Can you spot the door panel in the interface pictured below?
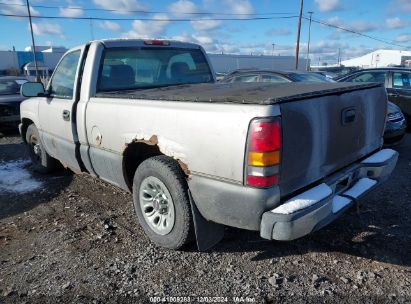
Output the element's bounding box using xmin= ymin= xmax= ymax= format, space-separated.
xmin=38 ymin=48 xmax=84 ymax=170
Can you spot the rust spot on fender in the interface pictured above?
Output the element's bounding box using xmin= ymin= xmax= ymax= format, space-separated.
xmin=60 ymin=161 xmax=82 ymax=174
xmin=135 ymin=135 xmax=158 ymax=146
xmin=177 ymin=159 xmax=190 ymax=176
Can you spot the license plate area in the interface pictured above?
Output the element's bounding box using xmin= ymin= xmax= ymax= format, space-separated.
xmin=335 ymin=173 xmax=354 ymax=194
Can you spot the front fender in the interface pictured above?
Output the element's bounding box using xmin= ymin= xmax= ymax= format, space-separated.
xmin=20 ymin=97 xmax=41 ymax=129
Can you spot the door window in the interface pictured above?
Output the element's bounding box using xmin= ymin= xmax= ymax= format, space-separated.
xmin=349 ymin=71 xmax=387 ymax=83
xmin=261 ymin=74 xmax=290 ymax=83
xmin=49 ymin=50 xmax=81 ymax=99
xmin=232 ymin=75 xmax=259 ymax=83
xmin=392 ymin=72 xmax=411 ymax=89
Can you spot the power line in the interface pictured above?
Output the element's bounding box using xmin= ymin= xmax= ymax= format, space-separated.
xmin=0 ymin=2 xmax=295 ymax=16
xmin=0 ymin=13 xmax=299 ymax=22
xmin=306 ymin=17 xmax=410 ymax=49
xmin=1 ymin=7 xmax=409 ymax=50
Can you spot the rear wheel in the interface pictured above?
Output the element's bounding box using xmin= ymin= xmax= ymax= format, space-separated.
xmin=132 ymin=156 xmax=194 ymax=249
xmin=25 ymin=124 xmax=58 ymax=173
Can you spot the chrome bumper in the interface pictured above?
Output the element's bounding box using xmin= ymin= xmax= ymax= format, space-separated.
xmin=260 ymin=149 xmax=399 ymax=241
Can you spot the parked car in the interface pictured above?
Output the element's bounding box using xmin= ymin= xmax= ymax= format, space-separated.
xmin=312 ymin=66 xmax=360 ymax=79
xmin=226 ymin=69 xmax=406 ymax=145
xmin=222 ymin=69 xmax=334 ymax=83
xmin=338 ymin=68 xmax=411 ymax=124
xmin=0 ymin=76 xmax=27 ymax=127
xmin=385 ymin=102 xmax=407 ymax=144
xmin=19 ymin=39 xmax=397 ymax=250
xmin=312 ymin=71 xmax=338 ymax=80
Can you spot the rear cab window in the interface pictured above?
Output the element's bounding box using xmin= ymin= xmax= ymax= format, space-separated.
xmin=97 ymin=47 xmax=213 ymax=92
xmin=349 ymin=71 xmax=388 ymax=83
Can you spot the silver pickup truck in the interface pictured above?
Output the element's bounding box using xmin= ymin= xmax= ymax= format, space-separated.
xmin=19 ymin=39 xmax=398 ymax=250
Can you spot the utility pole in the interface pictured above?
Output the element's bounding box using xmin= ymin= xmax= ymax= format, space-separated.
xmin=26 ymin=0 xmax=39 ymax=82
xmin=337 ymin=48 xmax=341 ymax=66
xmin=305 ymin=11 xmax=313 ymax=71
xmin=294 ymin=0 xmax=304 ymax=70
xmin=272 ymin=43 xmax=275 ymax=56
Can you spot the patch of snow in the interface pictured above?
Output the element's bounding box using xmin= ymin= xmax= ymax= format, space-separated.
xmin=343 ymin=178 xmax=376 ymax=198
xmin=0 ymin=160 xmax=42 ymax=193
xmin=332 ymin=195 xmax=351 ymax=213
xmin=271 ymin=183 xmax=332 ymax=215
xmin=362 ymin=149 xmax=396 ymax=164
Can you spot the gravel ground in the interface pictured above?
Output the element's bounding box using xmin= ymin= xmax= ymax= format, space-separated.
xmin=0 ymin=131 xmax=410 ymax=303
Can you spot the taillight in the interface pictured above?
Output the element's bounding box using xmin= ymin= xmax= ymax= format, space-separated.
xmin=245 ymin=118 xmax=281 ymax=188
xmin=144 ymin=40 xmax=170 ymax=46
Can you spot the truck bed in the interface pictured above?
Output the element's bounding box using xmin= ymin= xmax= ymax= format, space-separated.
xmin=95 ymin=82 xmax=381 ymax=104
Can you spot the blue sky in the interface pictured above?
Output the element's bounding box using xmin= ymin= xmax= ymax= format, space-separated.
xmin=0 ymin=0 xmax=410 ymax=63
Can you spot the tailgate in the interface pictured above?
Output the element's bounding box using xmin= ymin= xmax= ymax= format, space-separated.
xmin=279 ymin=84 xmax=386 ymax=196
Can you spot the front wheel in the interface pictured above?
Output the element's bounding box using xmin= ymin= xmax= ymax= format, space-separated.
xmin=132 ymin=156 xmax=194 ymax=250
xmin=25 ymin=124 xmax=58 ymax=173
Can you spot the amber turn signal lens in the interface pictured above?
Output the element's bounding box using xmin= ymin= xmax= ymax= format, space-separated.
xmin=248 ymin=151 xmax=280 ymax=167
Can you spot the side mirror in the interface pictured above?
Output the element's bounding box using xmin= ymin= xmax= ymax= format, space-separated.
xmin=21 ymin=82 xmax=46 ymax=97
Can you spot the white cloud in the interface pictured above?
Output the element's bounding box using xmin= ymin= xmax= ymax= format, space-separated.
xmin=98 ymin=21 xmax=121 ymax=31
xmin=349 ymin=21 xmax=378 ymax=32
xmin=265 ymin=28 xmax=292 ymax=36
xmin=122 ymin=14 xmax=170 ymax=38
xmin=190 ymin=18 xmax=221 ymax=31
xmin=325 ymin=16 xmax=344 ymax=27
xmin=392 ymin=0 xmax=411 ymax=12
xmin=31 ymin=22 xmax=64 ymax=38
xmin=59 ymin=7 xmax=84 ymax=17
xmin=224 ymin=0 xmax=254 ymax=15
xmin=386 ymin=17 xmax=408 ymax=29
xmin=324 ymin=16 xmax=377 ymax=33
xmin=92 ymin=0 xmax=148 ymax=14
xmin=169 ymin=0 xmax=198 ymax=17
xmin=395 ymin=34 xmax=411 ymax=43
xmin=192 ymin=35 xmax=214 ymax=45
xmin=0 ymin=0 xmax=39 ymax=16
xmin=315 ymin=0 xmax=341 ymax=12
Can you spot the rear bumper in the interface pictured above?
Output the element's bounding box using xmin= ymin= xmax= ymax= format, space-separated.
xmin=260 ymin=149 xmax=398 ymax=240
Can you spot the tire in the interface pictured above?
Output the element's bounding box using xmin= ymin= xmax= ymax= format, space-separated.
xmin=132 ymin=155 xmax=194 ymax=250
xmin=25 ymin=124 xmax=58 ymax=174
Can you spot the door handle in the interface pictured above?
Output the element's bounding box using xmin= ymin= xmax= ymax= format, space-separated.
xmin=388 ymin=93 xmax=400 ymax=98
xmin=62 ymin=110 xmax=70 ymax=121
xmin=341 ymin=107 xmax=356 ymax=125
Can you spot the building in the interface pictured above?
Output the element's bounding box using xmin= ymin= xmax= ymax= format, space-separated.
xmin=0 ymin=46 xmax=67 ymax=76
xmin=341 ymin=49 xmax=411 ymax=68
xmin=207 ymin=54 xmax=308 ymax=74
xmin=0 ymin=46 xmax=308 ymax=77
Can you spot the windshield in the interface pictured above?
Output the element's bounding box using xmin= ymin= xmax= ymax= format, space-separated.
xmin=98 ymin=47 xmax=213 ymax=92
xmin=288 ymin=73 xmax=335 ymax=83
xmin=0 ymin=79 xmax=27 ymax=95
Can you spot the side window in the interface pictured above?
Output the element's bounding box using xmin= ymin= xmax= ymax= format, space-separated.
xmin=261 ymin=74 xmax=290 ymax=83
xmin=392 ymin=72 xmax=411 ymax=89
xmin=232 ymin=75 xmax=259 ymax=83
xmin=350 ymin=72 xmax=387 ymax=83
xmin=49 ymin=51 xmax=81 ymax=99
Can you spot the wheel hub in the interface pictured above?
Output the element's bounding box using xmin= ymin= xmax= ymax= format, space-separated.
xmin=139 ymin=176 xmax=175 ymax=235
xmin=33 ymin=144 xmax=41 ymax=156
